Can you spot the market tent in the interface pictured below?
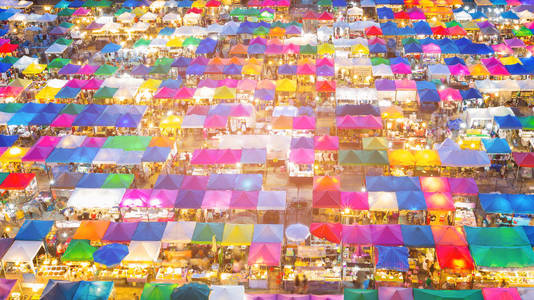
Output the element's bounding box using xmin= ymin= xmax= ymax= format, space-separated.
xmin=61 ymin=239 xmax=96 ymax=262
xmin=40 ymin=280 xmax=80 ymax=300
xmin=123 ymin=241 xmax=161 ymax=262
xmin=222 ymin=224 xmax=253 ymax=245
xmin=131 ymin=222 xmax=167 ymax=241
xmin=366 ymin=176 xmax=421 ymax=192
xmin=378 ymin=287 xmax=413 ymax=300
xmin=342 ymin=224 xmax=372 ymax=245
xmin=370 ymin=225 xmax=403 ymax=246
xmin=431 ymin=226 xmax=467 ymax=246
xmin=448 ymin=178 xmax=478 ymax=195
xmin=252 ymin=224 xmax=283 ymax=243
xmin=103 ymin=222 xmax=138 ymax=242
xmin=0 ymin=279 xmax=16 ymax=300
xmin=0 ymin=239 xmax=13 ymax=260
xmin=162 ymin=221 xmax=196 ymax=243
xmin=396 ymin=191 xmax=426 ymax=210
xmin=482 ymin=288 xmax=520 ymax=300
xmin=93 ymin=243 xmax=129 ymax=267
xmin=470 ymin=246 xmax=534 ymax=269
xmin=412 ymin=289 xmax=482 ymax=300
xmin=375 ymin=246 xmax=409 ymax=271
xmin=154 ymin=174 xmax=183 ymax=189
xmin=68 ymin=188 xmax=126 ymax=209
xmin=209 ymin=285 xmax=245 ymax=300
xmin=401 ymin=225 xmax=434 ymax=247
xmin=436 ymin=245 xmax=475 ymax=271
xmin=72 ymin=220 xmax=110 ymax=241
xmin=172 ymin=283 xmax=210 ymax=300
xmin=15 ymin=220 xmax=53 ymax=240
xmin=424 ymin=192 xmax=454 ymax=211
xmin=344 ymin=289 xmax=378 ymax=300
xmin=257 ymin=191 xmax=286 ymax=210
xmin=313 ymin=190 xmax=340 ymax=208
xmin=72 ymin=281 xmax=114 ymax=300
xmin=2 ymin=240 xmax=42 ymax=264
xmin=247 ymin=243 xmax=281 ymax=266
xmin=192 ymin=222 xmax=224 ymax=244
xmin=368 ymin=191 xmax=398 ymax=211
xmin=513 ymin=152 xmax=534 ymax=168
xmin=141 ymin=283 xmax=178 ymax=300
xmin=464 ymin=226 xmax=530 ymax=247
xmin=310 ymin=223 xmax=342 ymax=244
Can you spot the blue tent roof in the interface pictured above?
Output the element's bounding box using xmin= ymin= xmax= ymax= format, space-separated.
xmin=72 ymin=105 xmax=106 ymax=126
xmin=76 ymin=173 xmax=109 ymax=188
xmin=479 ymin=193 xmax=534 ymax=214
xmin=0 ymin=62 xmax=11 ymax=72
xmin=69 ymin=147 xmax=99 ymax=164
xmin=460 ymin=88 xmax=482 ymax=99
xmin=470 ymin=11 xmax=487 ymax=19
xmin=159 ymin=27 xmax=175 ymax=36
xmin=413 ymin=21 xmax=432 ymax=35
xmin=366 ymin=176 xmax=421 ymax=192
xmin=186 ymin=64 xmax=206 ymax=75
xmin=0 ymin=135 xmax=17 ymax=147
xmin=396 ymin=191 xmax=427 ymax=210
xmin=15 ymin=220 xmax=54 ymax=240
xmin=404 ymin=42 xmax=422 ymax=53
xmin=418 ymin=89 xmax=440 ymax=102
xmin=377 ymin=7 xmax=394 ymax=19
xmin=154 ymin=174 xmax=183 ymax=189
xmin=175 ymin=190 xmax=204 ymax=208
xmin=254 ymin=88 xmax=275 ymax=101
xmin=482 ymin=138 xmax=511 ymax=154
xmin=447 ymin=119 xmax=463 ymax=131
xmin=20 ymin=103 xmax=46 ymax=113
xmin=207 ymin=174 xmax=237 ymax=190
xmin=69 ymin=0 xmax=84 ymax=7
xmin=444 ymin=56 xmax=466 ymax=66
xmin=248 ymin=43 xmax=266 ymax=55
xmin=100 ymin=43 xmax=121 ymax=54
xmin=380 ymin=22 xmax=398 ymax=36
xmin=278 ymin=64 xmax=297 ymax=75
xmin=40 ymin=280 xmax=80 ymax=300
xmin=506 ymin=63 xmax=530 ymax=75
xmin=401 ymin=225 xmax=434 ymax=247
xmin=437 ymin=38 xmax=459 ymax=54
xmin=375 ymin=246 xmax=409 ymax=271
xmin=42 ymin=103 xmax=65 ymax=114
xmin=501 ymin=11 xmax=519 ymax=19
xmin=195 ymin=38 xmax=217 ymax=54
xmin=177 ymin=0 xmax=193 ymax=6
xmin=398 ymin=26 xmax=415 ymax=36
xmin=160 ymin=78 xmax=182 ymax=89
xmin=522 ymin=226 xmax=534 ymax=246
xmin=116 ymin=113 xmax=142 ymax=128
xmin=130 ymin=64 xmax=150 ymax=76
xmin=28 ymin=112 xmax=57 ymax=126
xmin=332 ymin=0 xmax=347 ymax=6
xmin=223 ymin=64 xmax=242 ymax=75
xmin=494 ymin=115 xmax=522 ymax=129
xmin=141 ymin=147 xmax=170 ymax=162
xmin=241 ymin=148 xmax=266 ymax=164
xmin=172 ymin=57 xmax=192 ymax=68
xmin=94 ymin=112 xmax=120 ymax=127
xmin=415 ymin=81 xmax=436 ymax=90
xmin=7 ymin=112 xmax=36 ymax=126
xmin=369 ymin=43 xmax=387 ymax=53
xmin=46 ymin=148 xmax=75 ymax=163
xmin=93 ymin=243 xmax=129 ymax=267
xmin=131 ymin=222 xmax=167 ymax=241
xmin=72 ymin=281 xmax=114 ymax=300
xmin=235 ymin=174 xmax=263 ymax=191
xmin=55 ymin=86 xmax=81 ymax=99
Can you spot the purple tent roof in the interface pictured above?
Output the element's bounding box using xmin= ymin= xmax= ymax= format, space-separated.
xmin=342 ymin=224 xmax=372 ymax=245
xmin=180 ymin=175 xmax=209 ymax=190
xmin=378 ymin=287 xmax=414 ymax=300
xmin=175 ymin=190 xmax=205 ymax=208
xmin=375 ymin=79 xmax=396 ymax=91
xmin=448 ymin=177 xmax=478 ymax=195
xmin=370 ymin=224 xmax=403 ymax=246
xmin=77 ymin=65 xmax=99 ymax=75
xmin=246 ymin=294 xmax=277 ymax=300
xmin=22 ymin=146 xmax=54 ymax=162
xmin=0 ymin=278 xmax=16 ymax=300
xmin=103 ymin=222 xmax=138 ymax=242
xmin=58 ymin=64 xmax=81 ymax=75
xmin=316 ymin=65 xmax=335 ymax=76
xmin=0 ymin=239 xmax=13 ymax=260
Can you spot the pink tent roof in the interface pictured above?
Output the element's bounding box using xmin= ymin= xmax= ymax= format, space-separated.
xmin=81 ymin=137 xmax=107 ymax=147
xmin=395 ymin=79 xmax=416 ymax=90
xmin=505 ymin=38 xmax=526 ymax=48
xmin=82 ymin=78 xmax=103 ymax=90
xmin=341 ymin=191 xmax=369 ymax=210
xmin=257 ymin=79 xmax=276 ymax=90
xmin=282 ymin=43 xmax=300 ymax=54
xmin=21 ymin=146 xmax=54 ymax=162
xmin=482 ymin=288 xmax=521 ymax=300
xmin=191 ymin=149 xmax=218 ymax=164
xmin=276 ymin=0 xmax=290 ymax=6
xmin=422 ymin=43 xmax=441 ymax=54
xmin=314 ymin=135 xmax=339 ymax=150
xmin=237 ymin=79 xmax=257 ymax=91
xmin=202 ymin=190 xmax=231 ymax=209
xmin=368 ymin=37 xmax=386 ymax=45
xmin=229 ymin=191 xmax=259 ymax=209
xmin=424 ymin=192 xmax=455 ymax=211
xmin=154 ymin=87 xmax=178 ymax=99
xmin=438 ymin=88 xmax=462 ymax=101
xmin=216 ymin=149 xmax=241 ymax=164
xmin=36 ymin=136 xmax=62 ymax=147
xmin=296 ymin=64 xmax=315 ymax=75
xmin=448 ymin=64 xmax=470 ymax=76
xmin=486 ymin=64 xmax=510 ymax=76
xmin=0 ymin=86 xmax=23 ymax=97
xmin=408 ymin=8 xmax=425 ymax=19
xmin=181 ymin=175 xmax=208 ymax=189
xmin=448 ymin=177 xmax=478 ymax=195
xmin=66 ymin=79 xmax=88 ymax=89
xmin=51 ymin=114 xmax=76 ymax=127
xmin=218 ymin=79 xmax=239 ymax=88
xmin=120 ymin=189 xmax=151 ymax=207
xmin=507 ymin=0 xmax=521 ymax=5
xmin=336 ymin=115 xmax=383 ymax=129
xmin=492 ymin=43 xmax=514 ymax=55
xmin=204 ymin=115 xmax=228 ymax=129
xmin=310 ymin=295 xmax=342 ymax=300
xmin=77 ymin=65 xmax=99 ymax=76
xmin=420 ymin=177 xmax=450 ymax=192
xmin=448 ymin=26 xmax=466 ymax=36
xmin=316 ymin=57 xmax=334 ymax=67
xmin=391 ymin=63 xmax=411 ymax=74
xmin=378 ymin=287 xmax=414 ymax=300
xmin=342 ymin=224 xmax=371 ymax=245
xmin=198 ymin=79 xmax=219 ymax=88
xmin=293 ymin=116 xmax=315 ymax=130
xmin=187 ymin=105 xmax=210 ymax=115
xmin=175 ymin=87 xmax=195 ymax=99
xmin=229 ymin=104 xmax=253 ymax=117
xmin=149 ymin=189 xmax=178 ymax=208
xmin=248 ymin=243 xmax=281 ymax=266
xmin=525 ymin=21 xmax=534 ymax=30
xmin=313 ymin=190 xmax=340 ymax=208
xmin=289 ymin=148 xmax=314 ymax=164
xmin=73 ymin=7 xmax=91 ymax=15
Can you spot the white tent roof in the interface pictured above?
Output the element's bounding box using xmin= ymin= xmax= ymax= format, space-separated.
xmin=347 ymin=6 xmax=363 ymax=15
xmin=150 ymin=38 xmax=168 ymax=47
xmin=454 ymin=11 xmax=472 ymax=21
xmin=2 ymin=241 xmax=42 ymax=263
xmin=67 ymin=188 xmax=125 ymax=209
xmin=13 ymin=56 xmax=38 ymax=70
xmin=368 ymin=192 xmax=398 ymax=211
xmin=93 ymin=148 xmax=124 ymax=164
xmin=150 ymin=0 xmax=165 ymax=8
xmin=129 ymin=22 xmax=150 ymax=32
xmin=117 ymin=12 xmax=136 ymax=22
xmin=488 ymin=106 xmax=514 ymax=117
xmin=174 ymin=25 xmax=207 ymax=36
xmin=46 ymin=79 xmax=68 ymax=89
xmin=464 ymin=108 xmax=492 ymax=127
xmin=162 ymin=12 xmax=179 ymax=22
xmin=57 ymin=135 xmax=86 ymax=149
xmin=181 ymin=114 xmax=206 ymax=128
xmin=257 ymin=191 xmax=286 ymax=210
xmin=45 ymin=43 xmax=67 ymax=54
xmin=124 ymin=241 xmax=161 ymax=262
xmin=140 ymin=12 xmax=157 ymax=21
xmin=494 ymin=79 xmax=520 ymax=92
xmin=475 ymin=79 xmax=498 ymax=93
xmin=428 ymin=64 xmax=451 ymax=76
xmin=272 ymin=105 xmax=298 ymax=117
xmin=161 ymin=221 xmax=196 ymax=243
xmin=194 ymin=87 xmax=215 ymax=99
xmin=518 ymin=79 xmax=534 ymax=91
xmin=372 ymin=64 xmax=393 ymax=76
xmin=95 ymin=16 xmax=113 ymax=24
xmin=209 ymin=285 xmax=245 ymax=300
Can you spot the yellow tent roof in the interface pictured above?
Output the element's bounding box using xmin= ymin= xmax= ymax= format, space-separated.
xmin=213 ymin=86 xmax=236 ymax=99
xmin=388 ymin=149 xmax=416 ymax=166
xmin=0 ymin=147 xmax=29 ymax=163
xmin=9 ymin=78 xmax=32 ymax=88
xmin=318 ymin=43 xmax=335 ymax=55
xmin=458 ymin=139 xmax=481 ymax=150
xmin=362 ymin=137 xmax=388 ymax=150
xmin=269 ymin=27 xmax=285 ymax=37
xmin=159 ymin=115 xmax=182 ymax=129
xmin=166 ymin=38 xmax=183 ymax=47
xmin=247 ymin=57 xmax=263 ymax=65
xmin=468 ymin=64 xmax=489 ymax=77
xmin=22 ymin=63 xmax=47 ymax=75
xmin=381 ymin=105 xmax=403 ymax=119
xmin=500 ymin=56 xmax=521 ymax=66
xmin=139 ymin=79 xmax=162 ymax=91
xmin=192 ymin=0 xmax=206 ymax=7
xmin=351 ymin=44 xmax=369 ymax=55
xmin=132 ymin=7 xmax=147 ymax=16
xmin=242 ymin=64 xmax=262 ymax=75
xmin=36 ymin=86 xmax=61 ymax=100
xmin=221 ymin=224 xmax=253 ymax=246
xmin=414 ymin=150 xmax=441 ymax=167
xmin=461 ymin=21 xmax=479 ymax=30
xmin=276 ymin=78 xmax=297 ymax=92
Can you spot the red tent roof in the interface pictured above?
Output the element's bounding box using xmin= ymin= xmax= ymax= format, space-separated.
xmin=318 ymin=11 xmax=334 ymax=21
xmin=431 ymin=26 xmax=449 ymax=36
xmin=302 ymin=10 xmax=318 ymax=19
xmin=436 ymin=246 xmax=475 ymax=271
xmin=316 ymin=80 xmax=336 ymax=92
xmin=394 ymin=11 xmax=410 ymax=19
xmin=313 ymin=190 xmax=341 ymax=208
xmin=513 ymin=152 xmax=534 ymax=168
xmin=310 ymin=223 xmax=342 ymax=244
xmin=0 ymin=173 xmax=35 ymax=190
xmin=365 ymin=26 xmax=383 ymax=36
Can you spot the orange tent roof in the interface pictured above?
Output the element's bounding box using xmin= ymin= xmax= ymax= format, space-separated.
xmin=271 ymin=116 xmax=292 ymax=130
xmin=270 ymin=27 xmax=285 ymax=37
xmin=229 ymin=56 xmax=244 ymax=65
xmin=73 ymin=220 xmax=110 ymax=241
xmin=388 ymin=149 xmax=416 ymax=166
xmin=313 ymin=176 xmax=341 ymax=191
xmin=468 ymin=64 xmax=490 ymax=76
xmin=149 ymin=136 xmax=175 ymax=147
xmin=209 ymin=56 xmax=224 ymax=65
xmin=431 ymin=225 xmax=467 ymax=246
xmin=414 ymin=150 xmax=441 ymax=167
xmin=229 ymin=43 xmax=248 ymax=55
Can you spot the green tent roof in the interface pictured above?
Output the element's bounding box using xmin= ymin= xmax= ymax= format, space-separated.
xmin=58 ymin=8 xmax=75 ymax=16
xmin=253 ymin=26 xmax=270 ymax=36
xmin=445 ymin=21 xmax=462 ymax=28
xmin=413 ymin=289 xmax=483 ymax=300
xmin=344 ymin=289 xmax=378 ymax=300
xmin=83 ymin=0 xmax=112 ymax=7
xmin=230 ymin=8 xmax=245 ymax=16
xmin=513 ymin=27 xmax=533 ymax=37
xmin=300 ymin=44 xmax=317 ymax=55
xmin=48 ymin=58 xmax=71 ymax=70
xmin=103 ymin=136 xmax=152 ymax=151
xmin=317 ymin=0 xmax=333 ymax=6
xmin=0 ymin=103 xmax=23 ymax=113
xmin=55 ymin=0 xmax=71 ymax=8
xmin=94 ymin=65 xmax=118 ymax=76
xmin=519 ymin=116 xmax=534 ymax=130
xmin=134 ymin=38 xmax=152 ymax=48
xmin=339 ymin=150 xmax=364 ymax=165
xmin=94 ymin=87 xmax=118 ymax=99
xmin=362 ymin=137 xmax=388 ymax=150
xmin=55 ymin=38 xmax=73 ymax=46
xmin=271 ymin=21 xmax=287 ymax=28
xmin=61 ymin=240 xmax=96 ymax=262
xmin=61 ymin=103 xmax=86 ymax=115
xmin=470 ymin=246 xmax=534 ymax=269
xmin=182 ymin=36 xmax=200 ymax=47
xmin=464 ymin=226 xmax=530 ymax=247
xmin=371 ymin=57 xmax=390 ymax=66
xmin=101 ymin=174 xmax=134 ymax=189
xmin=155 ymin=57 xmax=174 ymax=66
xmin=2 ymin=56 xmax=18 ymax=64
xmin=149 ymin=64 xmax=171 ymax=75
xmin=402 ymin=37 xmax=420 ymax=45
xmin=339 ymin=150 xmax=388 ymax=166
xmin=192 ymin=223 xmax=224 ymax=244
xmin=243 ymin=8 xmax=261 ymax=16
xmin=140 ymin=283 xmax=178 ymax=300
xmin=59 ymin=22 xmax=74 ymax=29
xmin=115 ymin=7 xmax=131 ymax=16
